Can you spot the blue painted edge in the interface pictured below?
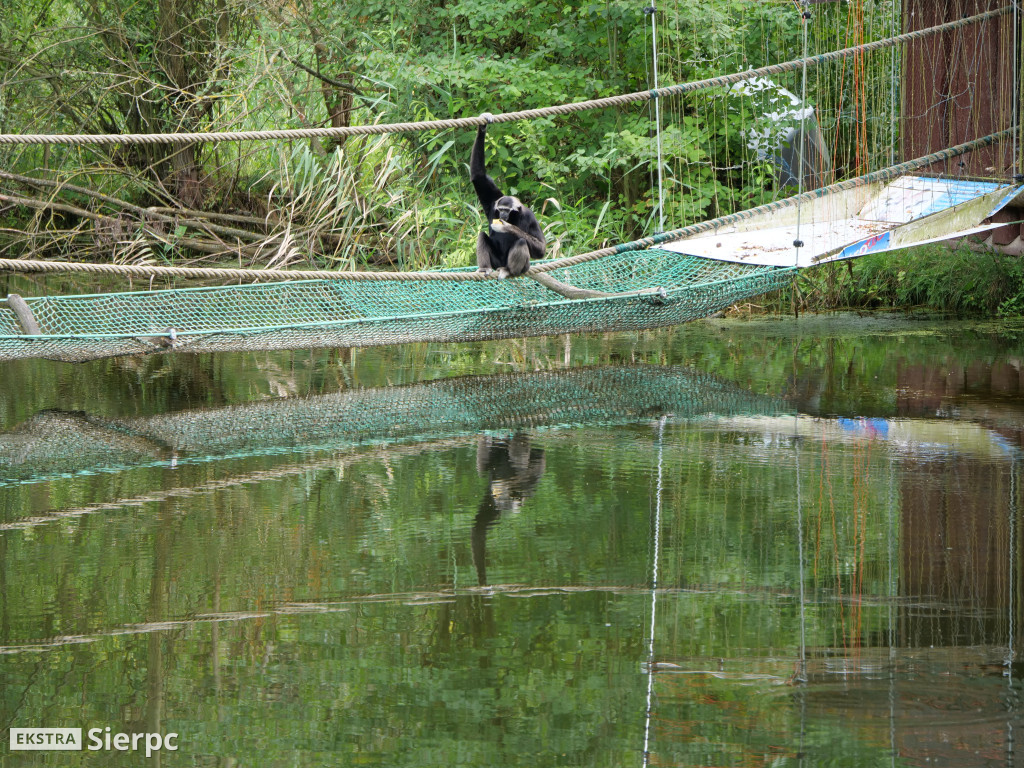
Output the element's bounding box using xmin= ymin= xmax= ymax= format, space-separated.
xmin=839 ymin=230 xmax=891 ymax=260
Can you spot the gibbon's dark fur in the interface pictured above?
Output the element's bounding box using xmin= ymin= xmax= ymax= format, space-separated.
xmin=470 ymin=120 xmax=546 ymax=278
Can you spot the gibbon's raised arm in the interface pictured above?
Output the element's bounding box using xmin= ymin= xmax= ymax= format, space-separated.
xmin=471 ymin=123 xmax=502 ymax=219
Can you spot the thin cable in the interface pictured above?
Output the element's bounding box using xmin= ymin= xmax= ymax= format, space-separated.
xmin=889 ymin=0 xmax=900 ymax=169
xmin=647 ymin=5 xmax=666 ymax=234
xmin=1013 ymin=0 xmax=1021 ymax=179
xmin=793 ymin=2 xmax=811 ymax=267
xmin=641 ymin=415 xmax=666 ymax=767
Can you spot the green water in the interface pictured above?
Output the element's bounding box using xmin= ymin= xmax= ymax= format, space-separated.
xmin=1 ymin=315 xmax=1022 ymax=767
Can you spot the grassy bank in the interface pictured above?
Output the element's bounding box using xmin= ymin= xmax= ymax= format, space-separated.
xmin=753 ymin=243 xmax=1024 ymax=318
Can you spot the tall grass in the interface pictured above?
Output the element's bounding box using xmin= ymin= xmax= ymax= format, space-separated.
xmin=760 ymin=242 xmax=1024 ymax=317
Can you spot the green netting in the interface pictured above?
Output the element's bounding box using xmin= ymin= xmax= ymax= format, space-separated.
xmin=0 ymin=250 xmax=794 ymax=362
xmin=0 ymin=366 xmax=791 ymax=486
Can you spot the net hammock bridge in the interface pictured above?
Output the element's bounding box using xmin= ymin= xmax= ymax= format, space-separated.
xmin=0 ymin=3 xmax=1022 ymax=364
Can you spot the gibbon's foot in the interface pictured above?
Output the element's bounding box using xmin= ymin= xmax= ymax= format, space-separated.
xmin=477 ymin=266 xmax=494 ymax=275
xmin=479 ymin=112 xmax=495 ymax=124
xmin=496 ymin=267 xmax=511 ymax=279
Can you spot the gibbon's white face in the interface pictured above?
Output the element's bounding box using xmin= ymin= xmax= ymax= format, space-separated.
xmin=494 ymin=196 xmax=523 ymax=223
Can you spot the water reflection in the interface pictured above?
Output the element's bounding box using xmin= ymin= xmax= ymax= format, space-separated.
xmin=0 ymin=319 xmax=1022 ymax=767
xmin=0 ymin=365 xmax=787 ymax=487
xmin=473 ymin=434 xmax=546 ymax=586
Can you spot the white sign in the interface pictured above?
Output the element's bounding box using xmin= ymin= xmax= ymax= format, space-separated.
xmin=10 ymin=728 xmax=82 ymax=750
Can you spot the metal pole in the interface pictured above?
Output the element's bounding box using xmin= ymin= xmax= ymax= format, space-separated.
xmin=645 ymin=6 xmax=666 ymax=234
xmin=793 ymin=2 xmax=812 ymax=266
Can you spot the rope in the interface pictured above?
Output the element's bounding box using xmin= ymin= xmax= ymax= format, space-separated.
xmin=0 ymin=7 xmax=1010 ymax=147
xmin=0 ymin=259 xmax=481 ymax=282
xmin=0 ymin=128 xmax=1013 ymax=287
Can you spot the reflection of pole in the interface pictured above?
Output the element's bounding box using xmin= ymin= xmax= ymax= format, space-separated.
xmin=887 ymin=455 xmax=897 ymax=768
xmin=796 ymin=425 xmax=807 ymax=682
xmin=1007 ymin=456 xmax=1017 ymax=767
xmin=147 ymin=508 xmax=170 ymax=768
xmin=642 ymin=416 xmax=666 ymax=767
xmin=795 ymin=417 xmax=808 ymax=767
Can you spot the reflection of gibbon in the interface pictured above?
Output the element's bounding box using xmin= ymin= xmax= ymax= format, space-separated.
xmin=472 ymin=434 xmax=546 ymax=586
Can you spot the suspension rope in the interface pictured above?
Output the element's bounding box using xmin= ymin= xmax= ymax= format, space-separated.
xmin=0 ymin=7 xmax=1010 ymax=147
xmin=0 ymin=128 xmax=1012 ymax=286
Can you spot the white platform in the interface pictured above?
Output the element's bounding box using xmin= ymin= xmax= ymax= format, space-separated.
xmin=663 ymin=176 xmax=1023 ymax=268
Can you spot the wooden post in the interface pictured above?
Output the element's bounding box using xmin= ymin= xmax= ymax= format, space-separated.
xmin=902 ymin=0 xmax=1015 ymax=175
xmin=902 ymin=0 xmax=1023 ymax=248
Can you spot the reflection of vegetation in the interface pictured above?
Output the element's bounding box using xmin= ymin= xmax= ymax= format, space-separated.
xmin=1 ymin=319 xmax=1021 ymax=765
xmin=1 ymin=424 xmax=906 ymax=765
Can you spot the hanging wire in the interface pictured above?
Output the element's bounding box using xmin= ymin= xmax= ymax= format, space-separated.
xmin=889 ymin=0 xmax=900 ymax=169
xmin=646 ymin=5 xmax=666 ymax=234
xmin=1013 ymin=0 xmax=1022 ymax=180
xmin=793 ymin=0 xmax=812 ymax=266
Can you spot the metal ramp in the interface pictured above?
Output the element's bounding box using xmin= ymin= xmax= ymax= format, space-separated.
xmin=663 ymin=176 xmax=1024 ymax=268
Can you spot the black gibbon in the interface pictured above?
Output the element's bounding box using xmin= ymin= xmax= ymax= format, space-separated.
xmin=471 ymin=433 xmax=546 ymax=585
xmin=470 ymin=117 xmax=546 ymax=278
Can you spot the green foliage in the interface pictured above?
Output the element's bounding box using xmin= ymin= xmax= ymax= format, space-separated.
xmin=0 ymin=0 xmax=987 ymax=301
xmin=740 ymin=242 xmax=1024 ymax=318
xmin=773 ymin=244 xmax=1024 ymax=317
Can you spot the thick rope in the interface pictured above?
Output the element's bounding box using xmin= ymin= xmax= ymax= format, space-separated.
xmin=0 ymin=7 xmax=1010 ymax=147
xmin=0 ymin=128 xmax=1014 ymax=287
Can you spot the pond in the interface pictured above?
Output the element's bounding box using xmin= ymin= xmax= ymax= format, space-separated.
xmin=1 ymin=314 xmax=1022 ymax=767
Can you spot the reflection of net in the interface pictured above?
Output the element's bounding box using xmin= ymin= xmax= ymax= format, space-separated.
xmin=0 ymin=366 xmax=791 ymax=486
xmin=0 ymin=251 xmax=791 ymax=362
